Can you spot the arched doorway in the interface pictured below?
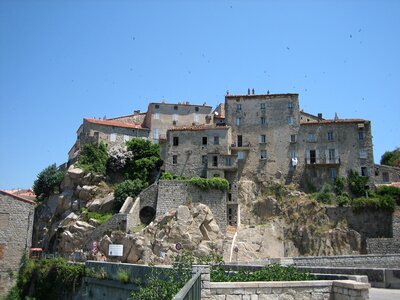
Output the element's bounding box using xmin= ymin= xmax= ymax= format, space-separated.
xmin=139 ymin=206 xmax=156 ymax=225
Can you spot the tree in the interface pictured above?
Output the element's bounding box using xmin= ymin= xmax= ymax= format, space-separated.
xmin=76 ymin=142 xmax=108 ymax=175
xmin=347 ymin=169 xmax=368 ymax=198
xmin=380 ymin=148 xmax=400 ymax=167
xmin=114 ymin=179 xmax=147 ymax=211
xmin=33 ymin=164 xmax=64 ymax=199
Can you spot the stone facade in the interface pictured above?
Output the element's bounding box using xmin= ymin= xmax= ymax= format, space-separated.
xmin=0 ymin=190 xmax=35 ymax=297
xmin=373 ymin=164 xmax=400 ymax=184
xmin=156 ymin=180 xmax=227 ymax=231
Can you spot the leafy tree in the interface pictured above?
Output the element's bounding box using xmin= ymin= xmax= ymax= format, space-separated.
xmin=347 ymin=169 xmax=369 ymax=198
xmin=333 ymin=177 xmax=346 ymax=195
xmin=76 ymin=142 xmax=108 ymax=175
xmin=33 ymin=164 xmax=64 ymax=199
xmin=380 ymin=148 xmax=400 ymax=167
xmin=114 ymin=179 xmax=148 ymax=211
xmin=106 ymin=145 xmax=134 ymax=173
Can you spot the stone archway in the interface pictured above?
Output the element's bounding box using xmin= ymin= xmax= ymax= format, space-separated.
xmin=139 ymin=206 xmax=156 ymax=225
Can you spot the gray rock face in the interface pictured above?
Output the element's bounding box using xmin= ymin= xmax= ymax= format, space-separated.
xmin=86 ymin=193 xmax=115 ymax=213
xmin=67 ymin=165 xmax=84 ymax=179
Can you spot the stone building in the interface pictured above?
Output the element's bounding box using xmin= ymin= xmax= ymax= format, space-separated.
xmin=0 ymin=190 xmax=36 ymax=297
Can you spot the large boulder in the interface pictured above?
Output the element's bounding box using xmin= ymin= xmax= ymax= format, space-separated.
xmin=86 ymin=193 xmax=115 ymax=213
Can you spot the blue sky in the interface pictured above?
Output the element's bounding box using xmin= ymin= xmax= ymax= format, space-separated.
xmin=0 ymin=0 xmax=399 ymax=189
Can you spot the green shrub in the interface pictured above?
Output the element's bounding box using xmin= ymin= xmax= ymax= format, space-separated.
xmin=160 ymin=171 xmax=174 ymax=180
xmin=347 ymin=169 xmax=369 ymax=198
xmin=333 ymin=177 xmax=346 ymax=195
xmin=336 ymin=194 xmax=350 ymax=207
xmin=76 ymin=142 xmax=108 ymax=175
xmin=10 ymin=256 xmax=84 ymax=300
xmin=211 ymin=264 xmax=316 ymax=282
xmin=315 ymin=184 xmax=335 ymax=204
xmin=117 ymin=269 xmax=130 ymax=283
xmin=380 ymin=149 xmax=400 ymax=167
xmin=376 ymin=186 xmax=400 ymax=205
xmin=187 ymin=177 xmax=229 ymax=191
xmin=81 ymin=208 xmax=113 ymax=225
xmin=351 ymin=195 xmax=396 ymax=212
xmin=33 ymin=164 xmax=64 ymax=199
xmin=114 ymin=179 xmax=147 ymax=211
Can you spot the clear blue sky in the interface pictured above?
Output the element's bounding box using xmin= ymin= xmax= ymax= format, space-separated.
xmin=1 ymin=0 xmax=399 ymax=189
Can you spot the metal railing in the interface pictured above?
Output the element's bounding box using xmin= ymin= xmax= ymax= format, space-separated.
xmin=172 ymin=272 xmax=201 ymax=300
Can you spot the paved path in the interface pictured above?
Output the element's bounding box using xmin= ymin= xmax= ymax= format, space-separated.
xmin=369 ymin=288 xmax=400 ymax=300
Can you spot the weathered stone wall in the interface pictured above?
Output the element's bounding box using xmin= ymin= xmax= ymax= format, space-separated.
xmin=325 ymin=206 xmax=392 ymax=238
xmin=297 ymin=120 xmax=374 ymax=190
xmin=292 ymin=254 xmax=400 ymax=268
xmin=138 ymin=183 xmax=158 ymax=210
xmin=367 ymin=238 xmax=400 ymax=255
xmin=156 ymin=180 xmax=227 ymax=231
xmin=0 ymin=192 xmax=35 ymax=297
xmin=165 ymin=127 xmax=233 ymax=179
xmin=225 ymin=94 xmax=300 ymax=185
xmin=374 ymin=164 xmax=400 ymax=184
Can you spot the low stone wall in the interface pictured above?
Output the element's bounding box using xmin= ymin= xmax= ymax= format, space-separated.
xmin=367 ymin=238 xmax=400 ymax=254
xmin=139 ymin=183 xmax=158 ymax=210
xmin=291 ymin=254 xmax=400 ymax=268
xmin=157 ymin=180 xmax=227 ymax=231
xmin=193 ymin=265 xmax=370 ymax=300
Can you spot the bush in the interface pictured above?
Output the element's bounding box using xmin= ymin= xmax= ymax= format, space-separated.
xmin=187 ymin=177 xmax=229 ymax=191
xmin=376 ymin=185 xmax=400 ymax=205
xmin=314 ymin=184 xmax=335 ymax=204
xmin=336 ymin=194 xmax=350 ymax=207
xmin=10 ymin=256 xmax=84 ymax=300
xmin=211 ymin=264 xmax=316 ymax=282
xmin=380 ymin=148 xmax=400 ymax=167
xmin=351 ymin=195 xmax=396 ymax=212
xmin=76 ymin=142 xmax=108 ymax=175
xmin=117 ymin=269 xmax=130 ymax=283
xmin=114 ymin=179 xmax=147 ymax=211
xmin=33 ymin=164 xmax=64 ymax=199
xmin=333 ymin=177 xmax=346 ymax=195
xmin=106 ymin=145 xmax=134 ymax=173
xmin=81 ymin=208 xmax=113 ymax=225
xmin=347 ymin=169 xmax=369 ymax=198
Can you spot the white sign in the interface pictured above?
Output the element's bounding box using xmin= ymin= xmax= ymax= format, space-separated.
xmin=108 ymin=244 xmax=123 ymax=257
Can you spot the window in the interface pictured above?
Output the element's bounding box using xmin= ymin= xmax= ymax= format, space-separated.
xmin=259 ymin=134 xmax=266 ymax=144
xmin=174 ymin=105 xmax=178 ymax=110
xmin=213 ymin=156 xmax=218 ymax=167
xmin=260 ymin=150 xmax=267 ymax=159
xmin=213 ymin=174 xmax=220 ymax=177
xmin=193 ymin=114 xmax=199 ymax=123
xmin=202 ymin=155 xmax=208 ymax=165
xmin=236 ymin=117 xmax=241 ymax=126
xmin=214 ymin=136 xmax=219 ymax=145
xmin=308 ymin=133 xmax=316 ymax=142
xmin=328 ymin=149 xmax=335 ymax=161
xmin=225 ymin=157 xmax=232 ymax=166
xmin=172 ymin=114 xmax=178 ymax=121
xmin=237 ymin=135 xmax=243 ymax=147
xmin=329 ymin=168 xmax=337 ymax=179
xmin=327 ymin=131 xmax=334 ymax=141
xmin=154 ymin=113 xmax=160 ymax=119
xmin=202 ymin=136 xmax=207 ymax=145
xmin=237 ymin=151 xmax=245 ymax=160
xmin=155 ymin=104 xmax=160 ymax=109
xmin=260 ymin=103 xmax=266 ymax=110
xmin=290 ymin=151 xmax=297 ymax=159
xmin=288 ymin=116 xmax=294 ymax=125
xmin=359 ymin=149 xmax=367 ymax=159
xmin=288 ymin=102 xmax=294 ymax=109
xmin=195 ymin=106 xmax=199 ymax=112
xmin=110 ymin=133 xmax=116 ymax=142
xmin=260 ymin=117 xmax=267 ymax=125
xmin=361 ymin=167 xmax=368 ymax=177
xmin=309 ymin=150 xmax=316 ymax=164
xmin=236 ymin=104 xmax=242 ymax=111
xmin=172 ymin=155 xmax=177 ymax=165
xmin=358 ymin=131 xmax=365 ymax=140
xmin=173 ymin=136 xmax=179 ymax=146
xmin=382 ymin=172 xmax=390 ymax=183
xmin=290 ymin=134 xmax=297 ymax=143
xmin=153 ymin=128 xmax=159 ymax=140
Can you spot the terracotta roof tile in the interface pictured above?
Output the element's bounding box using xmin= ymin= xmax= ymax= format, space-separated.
xmin=301 ymin=119 xmax=368 ymax=125
xmin=169 ymin=125 xmax=230 ymax=131
xmin=84 ymin=118 xmax=149 ymax=130
xmin=0 ymin=190 xmax=36 ymax=205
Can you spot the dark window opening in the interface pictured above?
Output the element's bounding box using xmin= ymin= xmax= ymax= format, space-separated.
xmin=155 ymin=104 xmax=160 ymax=109
xmin=237 ymin=135 xmax=243 ymax=147
xmin=195 ymin=106 xmax=199 ymax=112
xmin=174 ymin=105 xmax=178 ymax=110
xmin=361 ymin=167 xmax=368 ymax=177
xmin=310 ymin=150 xmax=316 ymax=164
xmin=202 ymin=136 xmax=208 ymax=145
xmin=213 ymin=156 xmax=218 ymax=167
xmin=172 ymin=155 xmax=177 ymax=164
xmin=173 ymin=136 xmax=179 ymax=146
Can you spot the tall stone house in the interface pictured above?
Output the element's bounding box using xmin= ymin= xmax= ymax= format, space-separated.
xmin=0 ymin=190 xmax=35 ymax=297
xmin=69 ymin=92 xmax=400 ymax=226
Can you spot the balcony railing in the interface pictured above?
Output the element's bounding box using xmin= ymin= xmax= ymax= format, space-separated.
xmin=208 ymin=155 xmax=238 ymax=170
xmin=230 ymin=142 xmax=252 ymax=150
xmin=305 ymin=157 xmax=340 ymax=166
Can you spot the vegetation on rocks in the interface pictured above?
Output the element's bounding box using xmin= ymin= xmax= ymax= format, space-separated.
xmin=33 ymin=164 xmax=64 ymax=200
xmin=81 ymin=207 xmax=113 ymax=225
xmin=76 ymin=142 xmax=108 ymax=175
xmin=114 ymin=179 xmax=148 ymax=211
xmin=188 ymin=177 xmax=229 ymax=191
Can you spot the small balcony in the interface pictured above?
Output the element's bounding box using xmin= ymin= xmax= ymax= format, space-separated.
xmin=230 ymin=142 xmax=252 ymax=151
xmin=305 ymin=157 xmax=341 ymax=166
xmin=208 ymin=155 xmax=237 ymax=170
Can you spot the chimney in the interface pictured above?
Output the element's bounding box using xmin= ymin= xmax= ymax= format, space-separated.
xmin=248 ymin=88 xmax=250 ymax=95
xmin=226 ymin=90 xmax=229 ymax=95
xmin=134 ymin=110 xmax=140 ymax=116
xmin=252 ymin=88 xmax=255 ymax=95
xmin=317 ymin=113 xmax=323 ymax=121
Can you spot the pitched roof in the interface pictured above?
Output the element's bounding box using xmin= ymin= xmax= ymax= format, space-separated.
xmin=301 ymin=119 xmax=368 ymax=125
xmin=84 ymin=118 xmax=149 ymax=130
xmin=0 ymin=190 xmax=36 ymax=205
xmin=169 ymin=125 xmax=230 ymax=131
